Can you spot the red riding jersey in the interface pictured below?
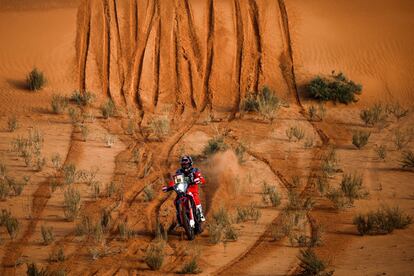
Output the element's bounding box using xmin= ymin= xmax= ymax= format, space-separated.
xmin=168 ymin=168 xmax=205 ymax=205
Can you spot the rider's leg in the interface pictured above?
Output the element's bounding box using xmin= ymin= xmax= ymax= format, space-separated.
xmin=190 ymin=189 xmax=206 ymax=222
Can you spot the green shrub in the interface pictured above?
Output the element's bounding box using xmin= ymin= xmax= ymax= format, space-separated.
xmin=27 ymin=68 xmax=45 ymax=91
xmin=144 ymin=241 xmax=165 ymax=270
xmin=7 ymin=116 xmax=18 ymax=132
xmin=308 ymin=71 xmax=362 ymax=104
xmin=101 ymin=99 xmax=116 ymax=119
xmin=63 ymin=187 xmax=81 ymax=221
xmin=401 ymin=150 xmax=414 ymax=169
xmin=41 ymin=225 xmax=54 ymax=245
xmin=352 ymin=130 xmax=370 ymax=149
xmin=297 ymin=249 xmax=333 ymax=276
xmin=179 ymin=258 xmax=201 ymax=274
xmin=353 ymin=206 xmax=412 ymax=235
xmin=70 ymin=91 xmax=95 ymax=106
xmin=203 ymin=136 xmax=227 ymax=155
xmin=148 ymin=116 xmax=170 ymax=140
xmin=51 ymin=95 xmax=68 ymax=114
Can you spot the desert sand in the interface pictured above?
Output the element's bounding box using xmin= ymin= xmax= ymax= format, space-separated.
xmin=0 ymin=0 xmax=413 ymax=275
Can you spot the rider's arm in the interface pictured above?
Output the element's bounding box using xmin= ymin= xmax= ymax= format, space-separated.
xmin=193 ymin=171 xmax=205 ymax=185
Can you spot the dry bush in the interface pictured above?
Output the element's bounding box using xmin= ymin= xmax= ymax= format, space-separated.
xmin=92 ymin=223 xmax=103 ymax=244
xmin=70 ymin=91 xmax=95 ymax=106
xmin=144 ymin=240 xmax=165 ymax=270
xmin=51 ymin=153 xmax=62 ymax=170
xmin=27 ymin=68 xmax=46 ymax=91
xmin=104 ymin=134 xmax=115 ymax=148
xmin=326 ymin=189 xmax=347 ymax=210
xmin=208 ymin=207 xmax=238 ymax=244
xmin=91 ymin=181 xmax=100 ymax=200
xmin=393 ymin=128 xmax=412 ymax=150
xmin=62 ymin=164 xmax=77 ymax=185
xmin=100 ymin=209 xmax=111 ymax=231
xmin=400 ymin=150 xmax=414 ymax=169
xmin=80 ymin=124 xmax=89 ymax=142
xmin=314 ymin=174 xmax=330 ymax=196
xmin=26 ymin=263 xmax=49 ymax=276
xmin=143 ymin=185 xmax=154 ymax=202
xmin=179 ymin=257 xmax=202 ymax=274
xmin=203 ymin=136 xmax=227 ymax=155
xmin=297 ymin=248 xmax=333 ymax=276
xmin=48 ymin=247 xmax=65 ymax=263
xmin=68 ymin=107 xmax=82 ymax=125
xmin=7 ymin=116 xmax=18 ymax=132
xmin=234 ymin=143 xmax=246 ymax=164
xmin=375 ymin=144 xmax=387 ymax=161
xmin=51 ymin=95 xmax=68 ymax=114
xmin=101 ymin=99 xmax=116 ymax=119
xmin=360 ymin=103 xmax=387 ymax=127
xmin=106 ymin=181 xmax=118 ymax=198
xmin=224 ymin=224 xmax=238 ymax=241
xmin=286 ymin=126 xmax=305 ymax=142
xmin=0 ymin=209 xmax=19 ymax=239
xmin=235 ymin=204 xmax=261 ymax=223
xmin=308 ymin=103 xmax=326 ymax=122
xmin=75 ymin=215 xmax=93 ymax=236
xmin=63 ymin=187 xmax=81 ymax=221
xmin=262 ymin=182 xmax=281 ymax=207
xmin=148 ymin=116 xmax=170 ymax=140
xmin=321 ymin=147 xmax=339 ymax=176
xmin=386 ymin=102 xmax=409 ymax=121
xmin=0 ymin=179 xmax=9 ymax=200
xmin=241 ymin=86 xmax=280 ymax=122
xmin=41 ymin=225 xmax=54 ymax=245
xmin=352 ymin=130 xmax=371 ymax=149
xmin=340 ymin=173 xmax=367 ymax=204
xmin=118 ymin=222 xmax=134 ymax=241
xmin=11 ymin=129 xmax=45 ymax=171
xmin=304 ymin=137 xmax=314 ymax=149
xmin=353 ymin=206 xmax=412 ymax=235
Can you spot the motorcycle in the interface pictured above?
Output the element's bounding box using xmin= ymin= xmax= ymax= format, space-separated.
xmin=163 ymin=174 xmax=203 ymax=240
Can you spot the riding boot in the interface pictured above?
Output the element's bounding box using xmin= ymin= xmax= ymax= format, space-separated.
xmin=196 ymin=205 xmax=206 ymax=222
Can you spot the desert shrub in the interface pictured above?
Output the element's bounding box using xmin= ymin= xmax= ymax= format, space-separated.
xmin=224 ymin=224 xmax=238 ymax=241
xmin=63 ymin=187 xmax=81 ymax=221
xmin=393 ymin=128 xmax=412 ymax=150
xmin=314 ymin=174 xmax=329 ymax=196
xmin=241 ymin=86 xmax=280 ymax=122
xmin=68 ymin=107 xmax=82 ymax=125
xmin=62 ymin=164 xmax=77 ymax=185
xmin=118 ymin=222 xmax=133 ymax=241
xmin=145 ymin=241 xmax=165 ymax=270
xmin=51 ymin=153 xmax=61 ymax=170
xmin=0 ymin=163 xmax=6 ymax=180
xmin=321 ymin=147 xmax=338 ymax=176
xmin=26 ymin=263 xmax=49 ymax=276
xmin=401 ymin=150 xmax=414 ymax=169
xmin=262 ymin=182 xmax=281 ymax=207
xmin=27 ymin=68 xmax=45 ymax=91
xmin=310 ymin=223 xmax=324 ymax=247
xmin=49 ymin=247 xmax=65 ymax=262
xmin=386 ymin=102 xmax=409 ymax=121
xmin=326 ymin=189 xmax=347 ymax=210
xmin=352 ymin=130 xmax=371 ymax=149
xmin=375 ymin=144 xmax=387 ymax=161
xmin=104 ymin=134 xmax=115 ymax=148
xmin=353 ymin=206 xmax=412 ymax=235
xmin=7 ymin=116 xmax=18 ymax=132
xmin=8 ymin=176 xmax=29 ymax=196
xmin=41 ymin=225 xmax=54 ymax=245
xmin=4 ymin=213 xmax=19 ymax=239
xmin=207 ymin=221 xmax=222 ymax=244
xmin=92 ymin=223 xmax=103 ymax=243
xmin=0 ymin=180 xmax=10 ymax=200
xmin=148 ymin=116 xmax=170 ymax=140
xmin=213 ymin=207 xmax=231 ymax=226
xmin=235 ymin=204 xmax=261 ymax=223
xmin=80 ymin=124 xmax=89 ymax=142
xmin=286 ymin=126 xmax=305 ymax=142
xmin=75 ymin=215 xmax=93 ymax=236
xmin=100 ymin=209 xmax=111 ymax=231
xmin=208 ymin=207 xmax=237 ymax=244
xmin=304 ymin=137 xmax=314 ymax=149
xmin=179 ymin=257 xmax=201 ymax=274
xmin=340 ymin=173 xmax=366 ymax=204
xmin=51 ymin=95 xmax=68 ymax=114
xmin=203 ymin=136 xmax=227 ymax=155
xmin=70 ymin=91 xmax=95 ymax=106
xmin=101 ymin=99 xmax=116 ymax=119
xmin=34 ymin=156 xmax=46 ymax=171
xmin=308 ymin=103 xmax=326 ymax=122
xmin=143 ymin=185 xmax=154 ymax=202
xmin=360 ymin=103 xmax=387 ymax=127
xmin=307 ymin=71 xmax=362 ymax=104
xmin=91 ymin=181 xmax=100 ymax=199
xmin=234 ymin=143 xmax=246 ymax=163
xmin=106 ymin=181 xmax=118 ymax=198
xmin=297 ymin=248 xmax=333 ymax=276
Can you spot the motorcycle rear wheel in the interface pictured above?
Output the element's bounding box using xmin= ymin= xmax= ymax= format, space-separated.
xmin=180 ymin=204 xmax=195 ymax=240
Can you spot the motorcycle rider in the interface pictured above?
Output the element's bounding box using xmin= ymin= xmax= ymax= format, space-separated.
xmin=162 ymin=155 xmax=206 ymax=225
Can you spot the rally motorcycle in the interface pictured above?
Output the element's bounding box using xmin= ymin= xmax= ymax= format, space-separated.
xmin=164 ymin=174 xmax=203 ymax=240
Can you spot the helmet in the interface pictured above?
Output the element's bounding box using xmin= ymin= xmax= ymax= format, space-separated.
xmin=180 ymin=155 xmax=193 ymax=172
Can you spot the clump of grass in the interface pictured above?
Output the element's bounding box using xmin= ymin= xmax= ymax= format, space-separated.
xmin=63 ymin=187 xmax=80 ymax=221
xmin=51 ymin=153 xmax=61 ymax=170
xmin=106 ymin=181 xmax=118 ymax=198
xmin=143 ymin=185 xmax=154 ymax=202
xmin=241 ymin=86 xmax=280 ymax=123
xmin=70 ymin=91 xmax=95 ymax=106
xmin=0 ymin=209 xmax=19 ymax=239
xmin=80 ymin=124 xmax=89 ymax=142
xmin=208 ymin=206 xmax=238 ymax=244
xmin=308 ymin=103 xmax=327 ymax=122
xmin=224 ymin=224 xmax=238 ymax=241
xmin=68 ymin=107 xmax=82 ymax=125
xmin=41 ymin=225 xmax=54 ymax=245
xmin=308 ymin=71 xmax=362 ymax=104
xmin=104 ymin=134 xmax=115 ymax=148
xmin=360 ymin=103 xmax=387 ymax=127
xmin=286 ymin=125 xmax=305 ymax=142
xmin=320 ymin=147 xmax=339 ymax=176
xmin=144 ymin=240 xmax=165 ymax=270
xmin=48 ymin=247 xmax=65 ymax=262
xmin=314 ymin=174 xmax=329 ymax=196
xmin=51 ymin=95 xmax=68 ymax=114
xmin=375 ymin=144 xmax=387 ymax=161
xmin=92 ymin=222 xmax=103 ymax=243
xmin=400 ymin=150 xmax=414 ymax=169
xmin=27 ymin=68 xmax=45 ymax=91
xmin=393 ymin=128 xmax=412 ymax=150
xmin=75 ymin=215 xmax=93 ymax=236
xmin=234 ymin=143 xmax=246 ymax=164
xmin=340 ymin=173 xmax=366 ymax=205
xmin=91 ymin=181 xmax=100 ymax=199
xmin=203 ymin=136 xmax=227 ymax=155
xmin=352 ymin=130 xmax=371 ymax=149
xmin=297 ymin=248 xmax=333 ymax=276
xmin=101 ymin=99 xmax=116 ymax=119
xmin=118 ymin=222 xmax=134 ymax=241
xmin=325 ymin=189 xmax=347 ymax=210
xmin=0 ymin=180 xmax=11 ymax=200
xmin=26 ymin=263 xmax=49 ymax=276
xmin=304 ymin=137 xmax=314 ymax=148
xmin=353 ymin=206 xmax=412 ymax=235
xmin=235 ymin=204 xmax=261 ymax=223
xmin=7 ymin=116 xmax=18 ymax=132
xmin=7 ymin=176 xmax=29 ymax=196
xmin=262 ymin=182 xmax=281 ymax=207
xmin=62 ymin=164 xmax=77 ymax=185
xmin=386 ymin=102 xmax=409 ymax=121
xmin=148 ymin=116 xmax=170 ymax=140
xmin=11 ymin=129 xmax=45 ymax=171
xmin=179 ymin=257 xmax=201 ymax=274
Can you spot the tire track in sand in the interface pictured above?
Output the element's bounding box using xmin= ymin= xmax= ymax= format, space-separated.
xmin=76 ymin=0 xmax=91 ymax=92
xmin=231 ymin=0 xmax=244 ymax=119
xmin=248 ymin=0 xmax=263 ymax=94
